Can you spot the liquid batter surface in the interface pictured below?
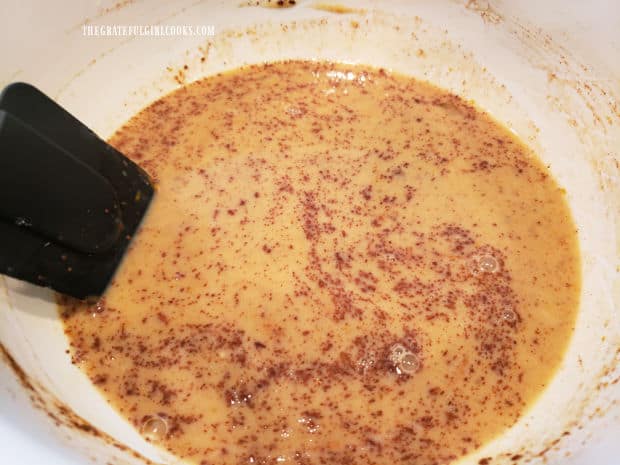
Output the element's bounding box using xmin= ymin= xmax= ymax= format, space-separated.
xmin=59 ymin=61 xmax=580 ymax=465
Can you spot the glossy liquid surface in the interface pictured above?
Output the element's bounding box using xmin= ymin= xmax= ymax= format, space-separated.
xmin=60 ymin=61 xmax=580 ymax=465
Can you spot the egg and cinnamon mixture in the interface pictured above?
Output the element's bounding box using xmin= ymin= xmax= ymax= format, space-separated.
xmin=59 ymin=61 xmax=580 ymax=465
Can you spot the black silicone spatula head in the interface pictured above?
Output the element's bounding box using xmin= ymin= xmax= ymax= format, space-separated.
xmin=0 ymin=82 xmax=154 ymax=299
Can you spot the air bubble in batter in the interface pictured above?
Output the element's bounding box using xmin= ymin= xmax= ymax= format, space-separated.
xmin=141 ymin=415 xmax=168 ymax=442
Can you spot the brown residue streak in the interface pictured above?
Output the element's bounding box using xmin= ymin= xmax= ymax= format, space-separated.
xmin=464 ymin=0 xmax=503 ymax=25
xmin=241 ymin=0 xmax=297 ymax=8
xmin=173 ymin=68 xmax=187 ymax=85
xmin=0 ymin=344 xmax=156 ymax=464
xmin=311 ymin=3 xmax=365 ymax=14
xmin=98 ymin=0 xmax=135 ymax=15
xmin=0 ymin=344 xmax=35 ymax=393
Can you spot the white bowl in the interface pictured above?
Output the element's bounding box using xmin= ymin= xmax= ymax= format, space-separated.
xmin=1 ymin=1 xmax=618 ymax=464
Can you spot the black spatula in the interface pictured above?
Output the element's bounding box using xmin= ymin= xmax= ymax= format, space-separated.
xmin=0 ymin=83 xmax=154 ymax=299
